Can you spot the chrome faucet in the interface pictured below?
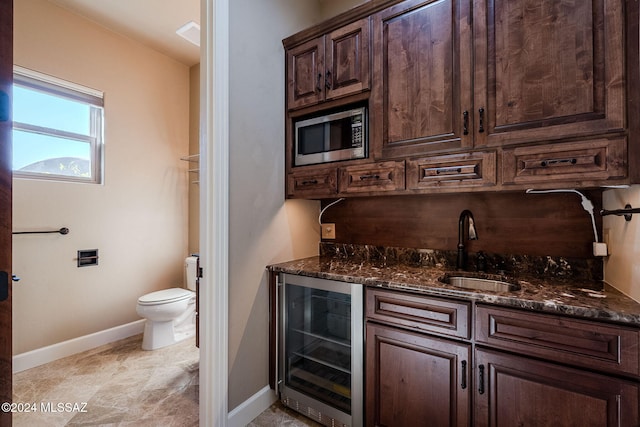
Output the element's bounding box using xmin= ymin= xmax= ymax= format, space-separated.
xmin=457 ymin=210 xmax=478 ymax=270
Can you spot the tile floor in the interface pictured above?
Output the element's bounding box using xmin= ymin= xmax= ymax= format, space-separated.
xmin=12 ymin=334 xmax=320 ymax=427
xmin=13 ymin=334 xmax=199 ymax=426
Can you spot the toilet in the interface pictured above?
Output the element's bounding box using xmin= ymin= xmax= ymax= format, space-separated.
xmin=136 ymin=256 xmax=198 ymax=350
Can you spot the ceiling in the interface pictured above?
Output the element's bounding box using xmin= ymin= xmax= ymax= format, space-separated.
xmin=47 ymin=0 xmax=201 ymax=66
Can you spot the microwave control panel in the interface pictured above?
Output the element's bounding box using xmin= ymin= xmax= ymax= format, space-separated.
xmin=352 ymin=116 xmax=363 ymax=148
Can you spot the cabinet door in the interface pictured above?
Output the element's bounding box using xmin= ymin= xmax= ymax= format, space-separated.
xmin=473 ymin=0 xmax=625 ymax=147
xmin=475 ymin=349 xmax=639 ymax=427
xmin=366 ymin=323 xmax=470 ymax=427
xmin=371 ymin=0 xmax=474 ymax=159
xmin=325 ymin=18 xmax=371 ymax=101
xmin=287 ymin=37 xmax=325 ymax=110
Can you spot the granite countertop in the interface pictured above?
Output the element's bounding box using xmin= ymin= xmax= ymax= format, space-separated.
xmin=268 ymin=255 xmax=640 ymax=326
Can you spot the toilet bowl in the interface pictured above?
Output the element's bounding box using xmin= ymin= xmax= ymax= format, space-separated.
xmin=136 ymin=256 xmax=198 ymax=350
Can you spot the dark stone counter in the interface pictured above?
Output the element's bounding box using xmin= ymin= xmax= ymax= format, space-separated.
xmin=268 ymin=254 xmax=640 ymax=326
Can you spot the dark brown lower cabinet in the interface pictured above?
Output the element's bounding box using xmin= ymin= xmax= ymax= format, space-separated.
xmin=366 ymin=322 xmax=470 ymax=427
xmin=364 ymin=289 xmax=640 ymax=426
xmin=474 ymin=348 xmax=639 ymax=427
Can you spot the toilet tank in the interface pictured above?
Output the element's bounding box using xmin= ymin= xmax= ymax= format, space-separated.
xmin=185 ymin=256 xmax=198 ymax=290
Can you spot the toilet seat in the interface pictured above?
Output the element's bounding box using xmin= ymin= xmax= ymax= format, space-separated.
xmin=138 ymin=288 xmax=193 ymax=306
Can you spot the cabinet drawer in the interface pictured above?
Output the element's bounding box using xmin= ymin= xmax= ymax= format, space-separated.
xmin=287 ymin=168 xmax=337 ymax=198
xmin=476 ymin=305 xmax=640 ymax=377
xmin=406 ymin=151 xmax=496 ymax=190
xmin=502 ymin=138 xmax=627 ymax=185
xmin=338 ymin=161 xmax=405 ymax=194
xmin=366 ymin=288 xmax=470 ymax=339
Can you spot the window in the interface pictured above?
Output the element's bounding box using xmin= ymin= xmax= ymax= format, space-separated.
xmin=12 ymin=66 xmax=104 ymax=183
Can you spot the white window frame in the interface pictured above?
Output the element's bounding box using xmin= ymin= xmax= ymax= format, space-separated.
xmin=12 ymin=66 xmax=104 ymax=184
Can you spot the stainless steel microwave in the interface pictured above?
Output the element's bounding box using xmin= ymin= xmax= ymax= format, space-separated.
xmin=294 ymin=107 xmax=367 ymax=166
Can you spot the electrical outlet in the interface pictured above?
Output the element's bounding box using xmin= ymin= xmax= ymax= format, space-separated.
xmin=593 ymin=242 xmax=608 ymax=257
xmin=321 ymin=223 xmax=336 ymax=239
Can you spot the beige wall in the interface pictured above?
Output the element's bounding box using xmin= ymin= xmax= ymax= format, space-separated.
xmin=188 ymin=64 xmax=200 ymax=256
xmin=603 ymin=186 xmax=640 ymax=302
xmin=320 ymin=0 xmax=369 ymax=19
xmin=12 ymin=0 xmax=190 ymax=354
xmin=227 ymin=0 xmax=325 ymax=410
xmin=226 ymin=0 xmax=378 ymax=410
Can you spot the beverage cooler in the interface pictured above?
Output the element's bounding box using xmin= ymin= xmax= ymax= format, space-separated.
xmin=278 ymin=273 xmax=363 ymax=427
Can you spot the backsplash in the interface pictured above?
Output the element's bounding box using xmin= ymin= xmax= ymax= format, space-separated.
xmin=319 ymin=242 xmax=604 ymax=282
xmin=320 ymin=192 xmax=603 ymax=259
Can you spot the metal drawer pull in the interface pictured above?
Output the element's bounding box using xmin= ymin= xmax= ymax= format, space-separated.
xmin=300 ymin=179 xmax=318 ymax=186
xmin=461 ymin=360 xmax=467 ymax=389
xmin=359 ymin=174 xmax=380 ymax=180
xmin=463 ymin=110 xmax=469 ymax=135
xmin=478 ymin=108 xmax=485 ymax=133
xmin=478 ymin=364 xmax=485 ymax=395
xmin=540 ymin=158 xmax=577 ymax=167
xmin=436 ymin=167 xmax=462 ymax=175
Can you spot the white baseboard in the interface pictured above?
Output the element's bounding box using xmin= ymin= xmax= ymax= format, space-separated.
xmin=227 ymin=385 xmax=277 ymax=427
xmin=12 ymin=319 xmax=146 ymax=373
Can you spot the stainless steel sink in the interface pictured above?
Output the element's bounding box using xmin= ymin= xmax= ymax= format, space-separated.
xmin=441 ymin=275 xmax=521 ymax=292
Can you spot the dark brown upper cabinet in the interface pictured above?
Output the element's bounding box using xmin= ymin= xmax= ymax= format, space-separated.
xmin=474 ymin=0 xmax=625 ymax=148
xmin=286 ymin=18 xmax=371 ymax=111
xmin=370 ymin=0 xmax=473 ymax=160
xmin=282 ymin=0 xmax=639 ymax=198
xmin=371 ymin=0 xmax=626 ymax=159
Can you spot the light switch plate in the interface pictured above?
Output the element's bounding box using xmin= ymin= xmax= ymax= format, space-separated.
xmin=321 ymin=223 xmax=336 ymax=239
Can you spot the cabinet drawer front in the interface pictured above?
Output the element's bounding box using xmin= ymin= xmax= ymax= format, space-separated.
xmin=367 ymin=288 xmax=470 ymax=339
xmin=407 ymin=151 xmax=496 ymax=189
xmin=502 ymin=138 xmax=627 ymax=185
xmin=287 ymin=169 xmax=337 ymax=198
xmin=338 ymin=161 xmax=405 ymax=194
xmin=476 ymin=305 xmax=640 ymax=377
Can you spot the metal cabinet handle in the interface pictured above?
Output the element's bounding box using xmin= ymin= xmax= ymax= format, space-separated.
xmin=478 ymin=108 xmax=485 ymax=133
xmin=436 ymin=167 xmax=462 ymax=175
xmin=463 ymin=111 xmax=469 ymax=135
xmin=540 ymin=158 xmax=577 ymax=167
xmin=300 ymin=179 xmax=318 ymax=186
xmin=359 ymin=174 xmax=380 ymax=181
xmin=316 ymin=73 xmax=323 ymax=92
xmin=478 ymin=364 xmax=485 ymax=395
xmin=325 ymin=71 xmax=332 ymax=90
xmin=461 ymin=360 xmax=467 ymax=389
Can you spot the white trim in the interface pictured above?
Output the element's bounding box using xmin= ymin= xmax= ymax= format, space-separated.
xmin=227 ymin=386 xmax=277 ymax=427
xmin=199 ymin=0 xmax=229 ymax=426
xmin=12 ymin=319 xmax=145 ymax=373
xmin=13 ymin=65 xmax=104 ymax=99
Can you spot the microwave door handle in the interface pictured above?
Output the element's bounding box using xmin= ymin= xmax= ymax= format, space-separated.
xmin=323 ymin=122 xmax=331 ymax=153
